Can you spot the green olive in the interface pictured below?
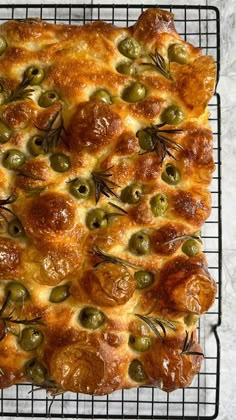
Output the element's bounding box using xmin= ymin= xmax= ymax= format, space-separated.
xmin=184 ymin=314 xmax=199 ymax=327
xmin=161 ymin=105 xmax=184 ymax=125
xmin=134 ymin=270 xmax=154 ymax=289
xmin=25 ymin=359 xmax=47 ymax=385
xmin=5 ymin=281 xmax=29 ymax=302
xmin=50 ymin=153 xmax=71 ymax=173
xmin=86 ymin=208 xmax=107 ymax=230
xmin=27 ymin=135 xmax=44 ymax=156
xmin=150 ymin=193 xmax=168 ymax=217
xmin=90 ymin=89 xmax=112 ymax=105
xmin=116 ymin=62 xmax=136 ymax=76
xmin=120 ymin=183 xmax=143 ymax=204
xmin=7 ymin=218 xmax=25 ymax=238
xmin=0 ymin=36 xmax=7 ymax=55
xmin=168 ymin=43 xmax=188 ymax=64
xmin=161 ymin=164 xmax=181 ymax=185
xmin=136 ymin=129 xmax=154 ymax=151
xmin=182 ymin=239 xmax=200 ymax=257
xmin=122 ymin=82 xmax=146 ymax=103
xmin=19 ymin=327 xmax=44 ymax=351
xmin=38 ymin=90 xmax=59 ymax=108
xmin=118 ymin=37 xmax=141 ymax=59
xmin=128 ymin=359 xmax=147 ymax=382
xmin=25 ymin=65 xmax=45 ymax=85
xmin=129 ymin=231 xmax=150 ymax=255
xmin=69 ymin=178 xmax=91 ymax=199
xmin=49 ymin=284 xmax=70 ymax=303
xmin=79 ymin=306 xmax=105 ymax=330
xmin=0 ymin=119 xmax=12 ymax=144
xmin=129 ymin=335 xmax=151 ymax=352
xmin=2 ymin=149 xmax=26 ymax=170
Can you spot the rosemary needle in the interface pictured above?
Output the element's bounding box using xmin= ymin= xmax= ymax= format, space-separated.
xmin=142 ymin=49 xmax=172 ymax=80
xmin=91 ymin=167 xmax=119 ymax=204
xmin=180 ymin=331 xmax=204 ymax=356
xmin=137 ymin=123 xmax=184 ymax=165
xmin=135 ymin=314 xmax=176 ymax=342
xmin=89 ymin=247 xmax=139 ymax=269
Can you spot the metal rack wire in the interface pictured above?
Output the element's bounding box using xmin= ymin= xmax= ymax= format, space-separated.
xmin=0 ymin=4 xmax=221 ymax=419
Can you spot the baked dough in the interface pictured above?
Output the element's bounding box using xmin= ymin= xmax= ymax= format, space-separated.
xmin=0 ymin=8 xmax=217 ymax=395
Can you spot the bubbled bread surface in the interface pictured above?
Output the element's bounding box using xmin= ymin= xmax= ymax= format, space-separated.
xmin=0 ymin=8 xmax=216 ymax=395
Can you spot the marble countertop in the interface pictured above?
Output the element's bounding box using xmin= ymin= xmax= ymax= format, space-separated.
xmin=205 ymin=1 xmax=236 ymax=419
xmin=1 ymin=0 xmax=234 ymax=419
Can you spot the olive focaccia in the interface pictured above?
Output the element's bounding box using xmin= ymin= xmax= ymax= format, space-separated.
xmin=0 ymin=8 xmax=217 ymax=395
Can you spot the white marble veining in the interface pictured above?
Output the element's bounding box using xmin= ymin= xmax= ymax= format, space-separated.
xmin=0 ymin=0 xmax=234 ymax=419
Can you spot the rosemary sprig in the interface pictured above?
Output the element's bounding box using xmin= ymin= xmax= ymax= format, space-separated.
xmin=35 ymin=107 xmax=65 ymax=153
xmin=108 ymin=202 xmax=128 ymax=215
xmin=29 ymin=381 xmax=63 ymax=417
xmin=0 ymin=195 xmax=24 ymax=235
xmin=89 ymin=246 xmax=139 ymax=269
xmin=180 ymin=330 xmax=204 ymax=356
xmin=163 ymin=233 xmax=202 ymax=246
xmin=48 ymin=395 xmax=57 ymax=415
xmin=0 ymin=322 xmax=6 ymax=341
xmin=0 ymin=291 xmax=11 ymax=317
xmin=0 ymin=195 xmax=18 ymax=228
xmin=92 ymin=167 xmax=119 ymax=204
xmin=25 ymin=186 xmax=48 ymax=196
xmin=0 ymin=315 xmax=45 ymax=326
xmin=29 ymin=379 xmax=62 ymax=395
xmin=16 ymin=169 xmax=44 ymax=181
xmin=0 ymin=79 xmax=7 ymax=100
xmin=106 ymin=202 xmax=128 ymax=219
xmin=0 ymin=292 xmax=45 ymax=342
xmin=0 ymin=195 xmax=16 ymax=208
xmin=142 ymin=49 xmax=172 ymax=80
xmin=135 ymin=314 xmax=177 ymax=342
xmin=7 ymin=74 xmax=34 ymax=103
xmin=138 ymin=123 xmax=184 ymax=165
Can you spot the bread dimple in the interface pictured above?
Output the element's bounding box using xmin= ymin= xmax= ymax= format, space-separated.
xmin=0 ymin=8 xmax=216 ymax=396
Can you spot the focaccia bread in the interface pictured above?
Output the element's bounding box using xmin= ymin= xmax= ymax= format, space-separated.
xmin=0 ymin=8 xmax=217 ymax=395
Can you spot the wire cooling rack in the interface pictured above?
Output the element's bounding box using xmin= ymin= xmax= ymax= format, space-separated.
xmin=0 ymin=4 xmax=221 ymax=419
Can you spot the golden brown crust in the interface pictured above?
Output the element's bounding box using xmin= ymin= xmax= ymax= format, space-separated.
xmin=24 ymin=192 xmax=76 ymax=237
xmin=130 ymin=97 xmax=163 ymax=120
xmin=144 ymin=335 xmax=203 ymax=392
xmin=0 ymin=8 xmax=217 ymax=396
xmin=2 ymin=101 xmax=37 ymax=129
xmin=65 ymin=100 xmax=123 ymax=154
xmin=22 ymin=242 xmax=83 ymax=286
xmin=172 ymin=189 xmax=211 ymax=227
xmin=174 ymin=56 xmax=216 ymax=115
xmin=115 ymin=131 xmax=139 ymax=156
xmin=83 ymin=264 xmax=136 ymax=307
xmin=152 ymin=223 xmax=186 ymax=255
xmin=132 ymin=9 xmax=176 ymax=43
xmin=0 ymin=238 xmax=22 ymax=278
xmin=158 ymin=256 xmax=216 ymax=313
xmin=51 ymin=344 xmax=107 ymax=394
